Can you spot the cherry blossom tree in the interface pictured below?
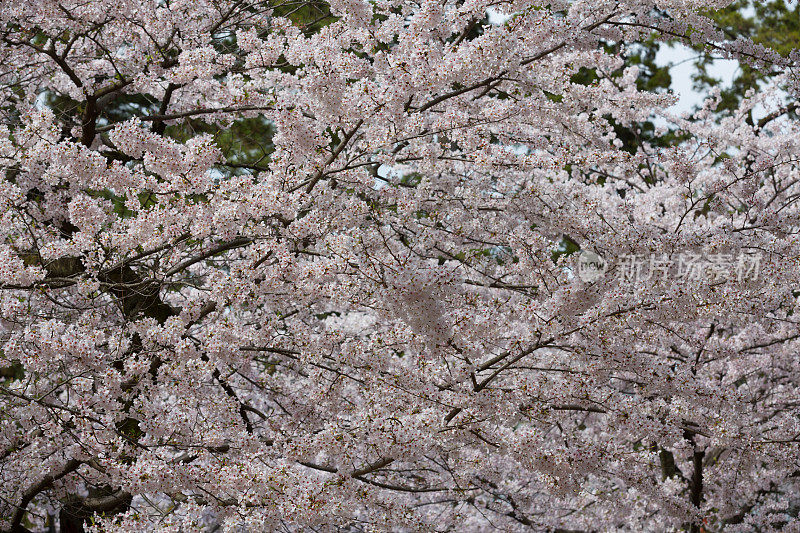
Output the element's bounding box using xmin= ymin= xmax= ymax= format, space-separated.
xmin=1 ymin=0 xmax=799 ymax=531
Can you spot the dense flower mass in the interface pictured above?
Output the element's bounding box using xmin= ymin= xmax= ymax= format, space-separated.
xmin=0 ymin=0 xmax=799 ymax=531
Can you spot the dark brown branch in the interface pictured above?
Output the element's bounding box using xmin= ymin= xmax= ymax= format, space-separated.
xmin=152 ymin=83 xmax=180 ymax=135
xmin=164 ymin=237 xmax=253 ymax=277
xmin=291 ymin=119 xmax=365 ymax=194
xmin=10 ymin=459 xmax=82 ymax=532
xmin=757 ymin=102 xmax=799 ymax=132
xmin=685 ymin=431 xmax=705 ymax=533
xmin=352 ymin=457 xmax=395 ymax=477
xmin=97 ymin=106 xmax=274 ymax=133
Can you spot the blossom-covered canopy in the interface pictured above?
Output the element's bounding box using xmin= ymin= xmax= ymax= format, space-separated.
xmin=1 ymin=0 xmax=799 ymax=531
